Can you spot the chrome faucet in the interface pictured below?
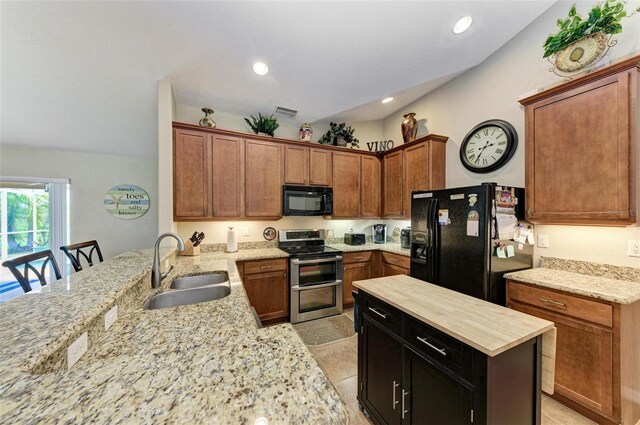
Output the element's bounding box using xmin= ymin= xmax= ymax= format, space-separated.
xmin=151 ymin=232 xmax=185 ymax=289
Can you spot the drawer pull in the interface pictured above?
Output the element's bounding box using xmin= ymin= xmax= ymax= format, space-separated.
xmin=538 ymin=297 xmax=566 ymax=308
xmin=354 ymin=257 xmax=363 ymax=260
xmin=260 ymin=265 xmax=272 ymax=270
xmin=392 ymin=381 xmax=399 ymax=409
xmin=368 ymin=307 xmax=387 ymax=319
xmin=390 ymin=258 xmax=398 ymax=263
xmin=416 ymin=336 xmax=447 ymax=356
xmin=402 ymin=389 xmax=409 ymax=419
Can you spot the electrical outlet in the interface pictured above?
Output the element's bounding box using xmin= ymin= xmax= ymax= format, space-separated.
xmin=67 ymin=332 xmax=88 ymax=369
xmin=537 ymin=234 xmax=549 ymax=248
xmin=104 ymin=305 xmax=118 ymax=331
xmin=242 ymin=227 xmax=249 ymax=237
xmin=348 ymin=225 xmax=354 ymax=233
xmin=628 ymin=240 xmax=640 ymax=257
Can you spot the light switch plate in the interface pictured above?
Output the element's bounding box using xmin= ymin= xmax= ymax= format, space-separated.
xmin=242 ymin=227 xmax=249 ymax=237
xmin=105 ymin=305 xmax=118 ymax=331
xmin=67 ymin=332 xmax=88 ymax=369
xmin=537 ymin=234 xmax=549 ymax=248
xmin=628 ymin=240 xmax=640 ymax=257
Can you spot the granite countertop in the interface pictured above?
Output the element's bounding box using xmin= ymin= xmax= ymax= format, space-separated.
xmin=354 ymin=275 xmax=554 ymax=357
xmin=0 ymin=248 xmax=348 ymax=424
xmin=504 ymin=267 xmax=640 ymax=304
xmin=327 ymin=242 xmax=410 ymax=256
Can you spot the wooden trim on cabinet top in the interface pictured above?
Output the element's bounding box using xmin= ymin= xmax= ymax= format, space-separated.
xmin=519 ymin=52 xmax=640 ymax=105
xmin=382 ymin=133 xmax=449 ymax=155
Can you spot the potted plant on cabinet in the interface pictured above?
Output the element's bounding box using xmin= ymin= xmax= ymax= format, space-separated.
xmin=317 ymin=122 xmax=360 ymax=148
xmin=244 ymin=113 xmax=279 ymax=137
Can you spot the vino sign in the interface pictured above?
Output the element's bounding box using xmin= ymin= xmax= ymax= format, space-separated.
xmin=366 ymin=140 xmax=395 ymax=152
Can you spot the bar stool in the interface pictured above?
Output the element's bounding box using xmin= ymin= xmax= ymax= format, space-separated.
xmin=60 ymin=240 xmax=104 ymax=272
xmin=2 ymin=250 xmax=62 ymax=293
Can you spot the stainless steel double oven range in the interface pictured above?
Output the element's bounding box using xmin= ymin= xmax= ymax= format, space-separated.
xmin=278 ymin=229 xmax=343 ymax=324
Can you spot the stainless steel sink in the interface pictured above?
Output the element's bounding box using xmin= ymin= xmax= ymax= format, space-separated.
xmin=170 ymin=272 xmax=229 ymax=289
xmin=144 ymin=285 xmax=231 ymax=310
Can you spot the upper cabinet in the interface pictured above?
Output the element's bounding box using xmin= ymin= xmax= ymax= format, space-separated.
xmin=211 ymin=135 xmax=244 ymax=217
xmin=283 ymin=145 xmax=332 ymax=186
xmin=332 ymin=151 xmax=361 ymax=217
xmin=245 ymin=139 xmax=283 ymax=218
xmin=383 ymin=135 xmax=448 ymax=218
xmin=360 ymin=156 xmax=382 ymax=218
xmin=519 ymin=56 xmax=639 ymax=226
xmin=174 ymin=128 xmax=211 ymax=219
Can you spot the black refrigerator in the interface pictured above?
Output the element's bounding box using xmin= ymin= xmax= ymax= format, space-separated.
xmin=410 ymin=182 xmax=532 ymax=306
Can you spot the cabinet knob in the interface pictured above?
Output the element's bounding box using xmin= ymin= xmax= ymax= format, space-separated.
xmin=392 ymin=381 xmax=399 ymax=410
xmin=402 ymin=389 xmax=409 ymax=419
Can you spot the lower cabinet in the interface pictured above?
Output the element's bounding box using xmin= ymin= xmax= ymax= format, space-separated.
xmin=241 ymin=259 xmax=288 ymax=325
xmin=343 ymin=252 xmax=374 ymax=308
xmin=358 ymin=291 xmax=542 ymax=425
xmin=381 ymin=252 xmax=410 ymax=276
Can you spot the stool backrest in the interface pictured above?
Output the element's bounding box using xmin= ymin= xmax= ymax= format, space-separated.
xmin=60 ymin=240 xmax=104 ymax=272
xmin=2 ymin=250 xmax=62 ymax=293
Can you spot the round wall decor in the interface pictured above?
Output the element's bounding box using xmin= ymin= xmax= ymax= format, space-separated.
xmin=459 ymin=119 xmax=518 ymax=173
xmin=104 ymin=184 xmax=150 ymax=219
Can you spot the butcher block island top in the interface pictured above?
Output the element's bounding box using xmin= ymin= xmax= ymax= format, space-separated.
xmin=354 ymin=274 xmax=554 ymax=357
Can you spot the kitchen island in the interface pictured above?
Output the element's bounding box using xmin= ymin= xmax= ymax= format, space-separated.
xmin=353 ymin=275 xmax=554 ymax=425
xmin=0 ymin=248 xmax=348 ymax=424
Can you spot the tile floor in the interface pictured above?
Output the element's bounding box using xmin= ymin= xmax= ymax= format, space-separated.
xmin=307 ymin=308 xmax=596 ymax=425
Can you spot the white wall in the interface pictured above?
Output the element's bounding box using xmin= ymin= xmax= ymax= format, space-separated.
xmin=158 ymin=80 xmax=177 ymax=236
xmin=380 ymin=1 xmax=640 ymax=268
xmin=0 ymin=146 xmax=158 ymax=259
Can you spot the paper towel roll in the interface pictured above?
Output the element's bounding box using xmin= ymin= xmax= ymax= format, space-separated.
xmin=227 ymin=227 xmax=238 ymax=253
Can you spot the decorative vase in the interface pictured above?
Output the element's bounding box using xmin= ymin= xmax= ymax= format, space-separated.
xmin=335 ymin=137 xmax=348 ymax=147
xmin=199 ymin=108 xmax=216 ymax=128
xmin=401 ymin=112 xmax=418 ymax=144
xmin=299 ymin=123 xmax=313 ymax=142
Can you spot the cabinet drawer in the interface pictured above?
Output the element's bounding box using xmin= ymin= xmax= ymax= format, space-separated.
xmin=362 ymin=293 xmax=401 ymax=334
xmin=508 ymin=281 xmax=612 ymax=327
xmin=343 ymin=251 xmax=373 ymax=264
xmin=381 ymin=252 xmax=410 ymax=269
xmin=244 ymin=258 xmax=288 ymax=275
xmin=404 ymin=315 xmax=472 ymax=381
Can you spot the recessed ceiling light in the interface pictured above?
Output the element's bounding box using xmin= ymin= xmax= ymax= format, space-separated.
xmin=382 ymin=97 xmax=394 ymax=104
xmin=453 ymin=16 xmax=473 ymax=34
xmin=253 ymin=62 xmax=269 ymax=76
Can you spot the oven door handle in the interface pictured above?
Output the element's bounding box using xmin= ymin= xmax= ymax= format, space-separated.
xmin=291 ymin=280 xmax=343 ymax=291
xmin=290 ymin=256 xmax=343 ymax=265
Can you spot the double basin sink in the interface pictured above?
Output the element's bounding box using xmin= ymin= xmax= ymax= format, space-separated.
xmin=145 ymin=272 xmax=231 ymax=310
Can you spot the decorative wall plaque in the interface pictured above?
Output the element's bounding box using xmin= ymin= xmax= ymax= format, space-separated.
xmin=104 ymin=184 xmax=150 ymax=219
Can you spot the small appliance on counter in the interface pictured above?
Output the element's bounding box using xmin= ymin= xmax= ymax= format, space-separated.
xmin=400 ymin=227 xmax=411 ymax=249
xmin=372 ymin=224 xmax=387 ymax=244
xmin=344 ymin=233 xmax=366 ymax=245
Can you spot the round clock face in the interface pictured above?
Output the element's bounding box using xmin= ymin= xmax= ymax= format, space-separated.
xmin=460 ymin=120 xmax=518 ymax=173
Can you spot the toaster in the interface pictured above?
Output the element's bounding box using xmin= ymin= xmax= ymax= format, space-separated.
xmin=344 ymin=233 xmax=366 ymax=245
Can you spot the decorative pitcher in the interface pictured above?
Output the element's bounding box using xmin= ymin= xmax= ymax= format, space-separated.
xmin=299 ymin=123 xmax=313 ymax=142
xmin=199 ymin=108 xmax=216 ymax=128
xmin=401 ymin=112 xmax=418 ymax=144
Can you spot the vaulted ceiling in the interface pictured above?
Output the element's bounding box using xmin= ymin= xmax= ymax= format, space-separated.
xmin=1 ymin=1 xmax=555 ymax=158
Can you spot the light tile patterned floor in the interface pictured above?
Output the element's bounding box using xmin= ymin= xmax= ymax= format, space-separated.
xmin=308 ymin=308 xmax=596 ymax=425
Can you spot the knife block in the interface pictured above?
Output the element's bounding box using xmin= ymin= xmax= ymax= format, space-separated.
xmin=179 ymin=240 xmax=200 ymax=256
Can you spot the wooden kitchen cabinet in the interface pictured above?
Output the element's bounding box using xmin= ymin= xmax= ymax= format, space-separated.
xmin=361 ymin=156 xmax=382 ymax=217
xmin=174 ymin=128 xmax=211 ymax=219
xmin=507 ymin=279 xmax=640 ymax=425
xmin=211 ymin=135 xmax=244 ymax=217
xmin=245 ymin=139 xmax=283 ymax=218
xmin=383 ymin=136 xmax=447 ymax=218
xmin=381 ymin=252 xmax=410 ymax=276
xmin=242 ymin=258 xmax=288 ymax=325
xmin=519 ymin=56 xmax=639 ymax=225
xmin=284 ymin=146 xmax=332 ymax=186
xmin=332 ymin=151 xmax=361 ymax=217
xmin=342 ymin=251 xmax=374 ymax=307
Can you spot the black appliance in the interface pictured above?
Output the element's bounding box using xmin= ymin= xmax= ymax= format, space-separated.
xmin=410 ymin=183 xmax=532 ymax=306
xmin=372 ymin=224 xmax=387 ymax=244
xmin=344 ymin=233 xmax=366 ymax=245
xmin=283 ymin=185 xmax=333 ymax=216
xmin=278 ymin=229 xmax=343 ymax=323
xmin=400 ymin=228 xmax=411 ymax=249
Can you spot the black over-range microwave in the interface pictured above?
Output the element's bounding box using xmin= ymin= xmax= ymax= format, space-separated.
xmin=283 ymin=185 xmax=333 ymax=216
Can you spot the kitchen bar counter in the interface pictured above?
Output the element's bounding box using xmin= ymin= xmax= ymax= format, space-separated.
xmin=354 ymin=274 xmax=553 ymax=357
xmin=0 ymin=248 xmax=348 ymax=424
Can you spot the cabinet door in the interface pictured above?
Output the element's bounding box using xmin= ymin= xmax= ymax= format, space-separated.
xmin=332 ymin=152 xmax=361 ymax=217
xmin=284 ymin=145 xmax=308 ymax=185
xmin=309 ymin=148 xmax=332 ymax=186
xmin=403 ymin=347 xmax=473 ymax=425
xmin=511 ymin=301 xmax=614 ymax=418
xmin=403 ymin=142 xmax=429 ymax=218
xmin=211 ymin=135 xmax=243 ymax=217
xmin=343 ymin=261 xmax=371 ymax=308
xmin=382 ymin=263 xmax=409 ymax=277
xmin=362 ymin=315 xmax=403 ymax=425
xmin=243 ymin=269 xmax=289 ymax=322
xmin=383 ymin=150 xmax=403 ymax=217
xmin=361 ymin=156 xmax=382 ymax=218
xmin=524 ymin=70 xmax=635 ymax=224
xmin=174 ymin=129 xmax=211 ymax=218
xmin=245 ymin=139 xmax=283 ymax=217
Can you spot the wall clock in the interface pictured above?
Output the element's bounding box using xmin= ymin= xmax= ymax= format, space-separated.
xmin=459 ymin=119 xmax=518 ymax=173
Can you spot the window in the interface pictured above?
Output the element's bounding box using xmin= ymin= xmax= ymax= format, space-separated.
xmin=0 ymin=177 xmax=69 ymax=301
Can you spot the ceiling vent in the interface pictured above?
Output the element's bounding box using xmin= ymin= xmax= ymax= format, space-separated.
xmin=274 ymin=106 xmax=298 ymax=117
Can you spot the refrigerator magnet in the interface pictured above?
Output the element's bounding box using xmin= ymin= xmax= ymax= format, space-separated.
xmin=438 ymin=209 xmax=450 ymax=225
xmin=466 ymin=210 xmax=480 ymax=237
xmin=468 ymin=194 xmax=478 ymax=206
